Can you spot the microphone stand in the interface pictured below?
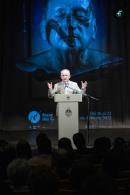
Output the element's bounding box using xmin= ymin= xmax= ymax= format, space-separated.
xmin=84 ymin=94 xmax=99 ymax=146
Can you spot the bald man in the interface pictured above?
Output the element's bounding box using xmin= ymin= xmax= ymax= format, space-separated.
xmin=47 ymin=69 xmax=87 ymax=98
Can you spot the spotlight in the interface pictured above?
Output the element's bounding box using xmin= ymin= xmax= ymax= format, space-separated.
xmin=116 ymin=9 xmax=124 ymax=18
xmin=114 ymin=8 xmax=126 ymax=19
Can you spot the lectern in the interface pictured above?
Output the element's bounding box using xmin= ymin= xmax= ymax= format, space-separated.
xmin=54 ymin=94 xmax=82 ymax=142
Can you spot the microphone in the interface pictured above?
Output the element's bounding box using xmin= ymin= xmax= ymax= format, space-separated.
xmin=64 ymin=82 xmax=69 ymax=88
xmin=84 ymin=94 xmax=100 ymax=101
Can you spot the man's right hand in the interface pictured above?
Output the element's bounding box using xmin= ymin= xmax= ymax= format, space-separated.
xmin=47 ymin=82 xmax=53 ymax=90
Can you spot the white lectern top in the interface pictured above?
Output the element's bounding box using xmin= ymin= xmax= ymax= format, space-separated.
xmin=54 ymin=94 xmax=82 ymax=102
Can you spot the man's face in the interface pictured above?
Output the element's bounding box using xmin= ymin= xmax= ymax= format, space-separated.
xmin=60 ymin=70 xmax=70 ymax=82
xmin=45 ymin=0 xmax=96 ymax=50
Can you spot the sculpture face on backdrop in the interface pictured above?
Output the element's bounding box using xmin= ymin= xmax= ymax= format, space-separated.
xmin=16 ymin=0 xmax=123 ymax=77
xmin=43 ymin=0 xmax=96 ymax=50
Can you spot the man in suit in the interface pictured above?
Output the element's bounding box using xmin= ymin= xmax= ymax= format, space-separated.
xmin=47 ymin=69 xmax=88 ymax=98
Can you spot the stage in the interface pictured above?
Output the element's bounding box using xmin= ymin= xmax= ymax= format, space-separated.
xmin=0 ymin=128 xmax=130 ymax=149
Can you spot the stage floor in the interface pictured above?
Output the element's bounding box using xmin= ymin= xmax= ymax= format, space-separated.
xmin=1 ymin=114 xmax=130 ymax=148
xmin=1 ymin=128 xmax=130 ymax=149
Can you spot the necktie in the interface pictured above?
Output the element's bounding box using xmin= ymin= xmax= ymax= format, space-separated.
xmin=64 ymin=82 xmax=69 ymax=94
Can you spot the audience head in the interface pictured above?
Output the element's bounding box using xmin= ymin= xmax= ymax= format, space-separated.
xmin=93 ymin=136 xmax=111 ymax=153
xmin=16 ymin=139 xmax=32 ymax=159
xmin=73 ymin=132 xmax=86 ymax=150
xmin=28 ymin=165 xmax=58 ymax=195
xmin=36 ymin=133 xmax=52 ymax=154
xmin=58 ymin=137 xmax=73 ymax=152
xmin=7 ymin=158 xmax=31 ymax=189
xmin=113 ymin=137 xmax=126 ymax=151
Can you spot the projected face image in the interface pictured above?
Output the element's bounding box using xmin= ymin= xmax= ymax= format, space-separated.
xmin=16 ymin=0 xmax=124 ymax=77
xmin=44 ymin=0 xmax=96 ymax=50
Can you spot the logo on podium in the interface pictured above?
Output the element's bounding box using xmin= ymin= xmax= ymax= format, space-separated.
xmin=65 ymin=107 xmax=72 ymax=117
xmin=66 ymin=95 xmax=70 ymax=100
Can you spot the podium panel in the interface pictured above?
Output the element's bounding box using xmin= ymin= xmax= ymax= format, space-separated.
xmin=54 ymin=94 xmax=82 ymax=102
xmin=54 ymin=94 xmax=82 ymax=144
